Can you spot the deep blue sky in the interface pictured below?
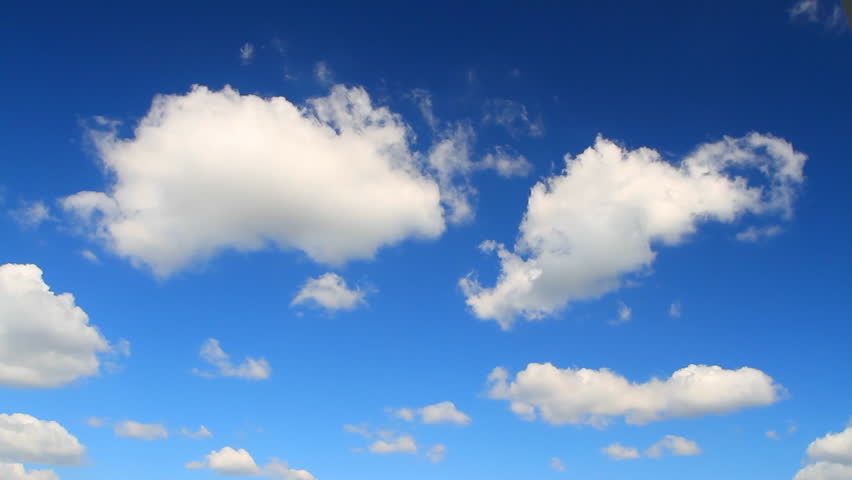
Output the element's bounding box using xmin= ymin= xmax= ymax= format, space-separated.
xmin=1 ymin=2 xmax=850 ymax=480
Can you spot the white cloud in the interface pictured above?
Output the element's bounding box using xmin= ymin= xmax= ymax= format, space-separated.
xmin=368 ymin=434 xmax=417 ymax=454
xmin=426 ymin=444 xmax=447 ymax=463
xmin=410 ymin=89 xmax=438 ymax=131
xmin=85 ymin=417 xmax=108 ymax=428
xmin=181 ymin=425 xmax=212 ymax=439
xmin=114 ymin=420 xmax=168 ymax=441
xmin=0 ymin=463 xmax=58 ymax=480
xmin=291 ymin=273 xmax=366 ymax=311
xmin=669 ymin=302 xmax=682 ymax=318
xmin=645 ymin=435 xmax=702 ymax=457
xmin=737 ymin=225 xmax=783 ymax=242
xmin=185 ymin=461 xmax=205 ymax=469
xmin=788 ymin=0 xmax=849 ymax=30
xmin=80 ymin=250 xmax=99 ymax=263
xmin=460 ymin=134 xmax=806 ymax=329
xmin=601 ymin=443 xmax=640 ymax=461
xmin=806 ymin=425 xmax=852 ymax=465
xmin=790 ymin=0 xmax=820 ymax=21
xmin=482 ymin=99 xmax=544 ymax=137
xmin=202 ymin=447 xmax=261 ymax=476
xmin=265 ymin=459 xmax=317 ymax=480
xmin=343 ymin=424 xmax=372 ymax=438
xmin=314 ymin=61 xmax=333 ymax=84
xmin=389 ymin=402 xmax=471 ymax=425
xmin=240 ymin=43 xmax=254 ymax=64
xmin=795 ymin=462 xmax=852 ymax=480
xmin=480 ymin=147 xmax=533 ymax=178
xmin=550 ymin=457 xmax=566 ymax=472
xmin=0 ymin=413 xmax=85 ymax=465
xmin=486 ymin=363 xmax=782 ymax=426
xmin=611 ymin=301 xmax=631 ymax=325
xmin=62 ymin=84 xmax=446 ymax=277
xmin=0 ymin=264 xmax=111 ymax=388
xmin=767 ymin=430 xmax=780 ymax=440
xmin=10 ymin=201 xmax=50 ymax=227
xmin=193 ymin=338 xmax=271 ymax=380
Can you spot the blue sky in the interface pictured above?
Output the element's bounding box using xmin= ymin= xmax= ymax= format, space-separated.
xmin=1 ymin=1 xmax=850 ymax=480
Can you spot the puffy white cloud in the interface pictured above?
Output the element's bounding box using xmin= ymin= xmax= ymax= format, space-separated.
xmin=10 ymin=201 xmax=50 ymax=228
xmin=193 ymin=338 xmax=271 ymax=380
xmin=806 ymin=426 xmax=852 ymax=465
xmin=550 ymin=457 xmax=566 ymax=472
xmin=795 ymin=462 xmax=852 ymax=480
xmin=388 ymin=402 xmax=471 ymax=425
xmin=482 ymin=99 xmax=544 ymax=137
xmin=611 ymin=301 xmax=631 ymax=326
xmin=181 ymin=425 xmax=212 ymax=439
xmin=0 ymin=264 xmax=111 ymax=388
xmin=0 ymin=413 xmax=85 ymax=465
xmin=645 ymin=435 xmax=702 ymax=458
xmin=426 ymin=444 xmax=447 ymax=463
xmin=114 ymin=420 xmax=168 ymax=441
xmin=486 ymin=363 xmax=782 ymax=426
xmin=601 ymin=443 xmax=640 ymax=461
xmin=0 ymin=463 xmax=58 ymax=480
xmin=291 ymin=273 xmax=366 ymax=311
xmin=201 ymin=447 xmax=261 ymax=476
xmin=265 ymin=459 xmax=317 ymax=480
xmin=737 ymin=225 xmax=783 ymax=242
xmin=240 ymin=43 xmax=254 ymax=64
xmin=62 ymin=84 xmax=446 ymax=277
xmin=461 ymin=134 xmax=806 ymax=329
xmin=368 ymin=434 xmax=417 ymax=454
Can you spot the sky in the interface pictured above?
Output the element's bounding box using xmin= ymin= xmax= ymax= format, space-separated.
xmin=1 ymin=1 xmax=851 ymax=479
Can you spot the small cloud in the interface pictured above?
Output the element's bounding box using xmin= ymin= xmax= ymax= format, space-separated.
xmin=737 ymin=225 xmax=783 ymax=242
xmin=550 ymin=456 xmax=566 ymax=472
xmin=766 ymin=430 xmax=780 ymax=440
xmin=610 ymin=301 xmax=632 ymax=326
xmin=114 ymin=420 xmax=168 ymax=440
xmin=368 ymin=434 xmax=417 ymax=455
xmin=343 ymin=423 xmax=372 ymax=439
xmin=645 ymin=435 xmax=702 ymax=458
xmin=669 ymin=301 xmax=682 ymax=318
xmin=788 ymin=0 xmax=849 ymax=31
xmin=482 ymin=98 xmax=544 ymax=138
xmin=291 ymin=273 xmax=368 ymax=312
xmin=189 ymin=447 xmax=260 ymax=476
xmin=240 ymin=43 xmax=255 ymax=64
xmin=314 ymin=61 xmax=333 ymax=85
xmin=113 ymin=339 xmax=131 ymax=357
xmin=426 ymin=444 xmax=447 ymax=463
xmin=192 ymin=338 xmax=271 ymax=380
xmin=479 ymin=146 xmax=533 ymax=178
xmin=80 ymin=249 xmax=99 ymax=263
xmin=181 ymin=425 xmax=212 ymax=439
xmin=86 ymin=417 xmax=108 ymax=428
xmin=601 ymin=443 xmax=640 ymax=460
xmin=409 ymin=89 xmax=439 ymax=131
xmin=387 ymin=402 xmax=471 ymax=425
xmin=509 ymin=68 xmax=522 ymax=78
xmin=10 ymin=200 xmax=50 ymax=228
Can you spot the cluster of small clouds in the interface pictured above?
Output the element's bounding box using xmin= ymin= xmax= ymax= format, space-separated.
xmin=788 ymin=0 xmax=848 ymax=31
xmin=487 ymin=362 xmax=782 ymax=426
xmin=187 ymin=446 xmax=316 ymax=480
xmin=0 ymin=413 xmax=85 ymax=480
xmin=87 ymin=417 xmax=211 ymax=441
xmin=794 ymin=424 xmax=852 ymax=480
xmin=193 ymin=338 xmax=271 ymax=380
xmin=601 ymin=435 xmax=701 ymax=460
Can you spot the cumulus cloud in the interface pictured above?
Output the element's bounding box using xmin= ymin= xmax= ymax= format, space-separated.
xmin=0 ymin=463 xmax=58 ymax=480
xmin=460 ymin=134 xmax=806 ymax=329
xmin=181 ymin=425 xmax=212 ymax=439
xmin=0 ymin=264 xmax=111 ymax=388
xmin=486 ymin=363 xmax=783 ymax=426
xmin=737 ymin=225 xmax=783 ymax=242
xmin=114 ymin=420 xmax=168 ymax=441
xmin=601 ymin=443 xmax=640 ymax=461
xmin=0 ymin=413 xmax=85 ymax=465
xmin=426 ymin=444 xmax=447 ymax=463
xmin=482 ymin=99 xmax=544 ymax=137
xmin=795 ymin=462 xmax=852 ymax=480
xmin=368 ymin=434 xmax=417 ymax=454
xmin=265 ymin=459 xmax=317 ymax=480
xmin=195 ymin=447 xmax=261 ymax=476
xmin=390 ymin=401 xmax=471 ymax=425
xmin=62 ymin=84 xmax=446 ymax=277
xmin=550 ymin=457 xmax=566 ymax=472
xmin=240 ymin=43 xmax=254 ymax=64
xmin=10 ymin=201 xmax=50 ymax=228
xmin=291 ymin=273 xmax=367 ymax=311
xmin=193 ymin=338 xmax=271 ymax=380
xmin=805 ymin=425 xmax=852 ymax=465
xmin=645 ymin=435 xmax=702 ymax=457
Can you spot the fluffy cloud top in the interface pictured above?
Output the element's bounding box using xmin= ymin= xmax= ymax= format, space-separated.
xmin=390 ymin=401 xmax=471 ymax=425
xmin=601 ymin=443 xmax=640 ymax=460
xmin=368 ymin=434 xmax=417 ymax=454
xmin=487 ymin=363 xmax=782 ymax=426
xmin=0 ymin=264 xmax=110 ymax=388
xmin=181 ymin=425 xmax=212 ymax=439
xmin=461 ymin=134 xmax=806 ymax=329
xmin=795 ymin=425 xmax=852 ymax=479
xmin=265 ymin=459 xmax=317 ymax=480
xmin=0 ymin=413 xmax=85 ymax=465
xmin=114 ymin=421 xmax=168 ymax=440
xmin=205 ymin=447 xmax=260 ymax=475
xmin=193 ymin=338 xmax=271 ymax=380
xmin=291 ymin=273 xmax=366 ymax=311
xmin=0 ymin=463 xmax=58 ymax=480
xmin=645 ymin=435 xmax=702 ymax=457
xmin=62 ymin=85 xmax=445 ymax=277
